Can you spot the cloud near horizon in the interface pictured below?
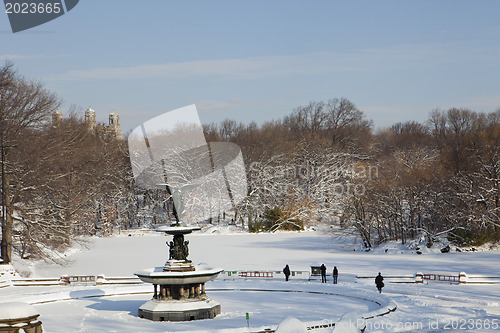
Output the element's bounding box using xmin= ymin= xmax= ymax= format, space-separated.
xmin=48 ymin=42 xmax=486 ymax=82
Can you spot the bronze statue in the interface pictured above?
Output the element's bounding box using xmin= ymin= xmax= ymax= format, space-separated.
xmin=167 ymin=234 xmax=191 ymax=261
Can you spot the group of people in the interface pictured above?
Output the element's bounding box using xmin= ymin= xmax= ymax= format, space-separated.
xmin=282 ymin=264 xmax=339 ymax=284
xmin=283 ymin=264 xmax=385 ymax=293
xmin=319 ymin=264 xmax=339 ymax=284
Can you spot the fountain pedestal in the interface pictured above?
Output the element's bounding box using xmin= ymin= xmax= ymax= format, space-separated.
xmin=135 ymin=224 xmax=222 ymax=321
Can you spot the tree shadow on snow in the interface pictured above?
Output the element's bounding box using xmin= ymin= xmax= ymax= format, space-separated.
xmin=84 ymin=297 xmax=145 ymax=316
xmin=68 ymin=290 xmax=145 ymax=316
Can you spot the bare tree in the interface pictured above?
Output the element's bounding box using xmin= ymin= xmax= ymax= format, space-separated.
xmin=244 ymin=144 xmax=366 ymax=231
xmin=1 ymin=62 xmax=60 ymax=263
xmin=282 ymin=98 xmax=372 ymax=151
xmin=4 ymin=113 xmax=130 ymax=261
xmin=325 ymin=97 xmax=372 ymax=149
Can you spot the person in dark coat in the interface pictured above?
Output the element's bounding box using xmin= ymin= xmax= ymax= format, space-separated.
xmin=320 ymin=264 xmax=327 ymax=283
xmin=283 ymin=264 xmax=291 ymax=281
xmin=375 ymin=272 xmax=384 ymax=293
xmin=332 ymin=266 xmax=339 ymax=284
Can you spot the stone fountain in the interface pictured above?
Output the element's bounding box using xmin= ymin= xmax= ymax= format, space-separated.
xmin=128 ymin=106 xmax=250 ymax=322
xmin=135 ymin=185 xmax=223 ymax=322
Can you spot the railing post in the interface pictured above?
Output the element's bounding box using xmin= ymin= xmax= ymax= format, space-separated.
xmin=96 ymin=275 xmax=105 ymax=285
xmin=459 ymin=272 xmax=467 ymax=284
xmin=59 ymin=275 xmax=69 ymax=285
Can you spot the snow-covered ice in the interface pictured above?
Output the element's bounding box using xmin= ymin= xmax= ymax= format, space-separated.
xmin=2 ymin=229 xmax=500 ymax=332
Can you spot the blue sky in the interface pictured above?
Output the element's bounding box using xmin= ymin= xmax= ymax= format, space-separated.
xmin=2 ymin=0 xmax=500 ymax=134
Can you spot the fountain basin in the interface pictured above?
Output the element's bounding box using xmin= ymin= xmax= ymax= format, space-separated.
xmin=138 ymin=298 xmax=221 ymax=321
xmin=136 ymin=264 xmax=223 ymax=321
xmin=135 ymin=266 xmax=223 ymax=285
xmin=156 ymin=225 xmax=201 ymax=234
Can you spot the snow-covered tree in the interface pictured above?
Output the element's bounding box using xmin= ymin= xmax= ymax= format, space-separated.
xmin=1 ymin=62 xmax=60 ymax=263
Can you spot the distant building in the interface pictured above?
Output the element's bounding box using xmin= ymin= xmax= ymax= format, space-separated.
xmin=52 ymin=108 xmax=123 ymax=140
xmin=84 ymin=107 xmax=97 ymax=130
xmin=85 ymin=107 xmax=124 ymax=140
xmin=52 ymin=109 xmax=63 ymax=126
xmin=107 ymin=110 xmax=122 ymax=139
xmin=85 ymin=107 xmax=122 ymax=140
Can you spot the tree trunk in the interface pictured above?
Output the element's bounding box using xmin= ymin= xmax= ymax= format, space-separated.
xmin=1 ymin=175 xmax=13 ymax=264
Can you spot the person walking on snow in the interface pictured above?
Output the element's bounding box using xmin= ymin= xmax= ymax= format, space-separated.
xmin=375 ymin=272 xmax=384 ymax=293
xmin=283 ymin=264 xmax=291 ymax=281
xmin=320 ymin=264 xmax=327 ymax=283
xmin=332 ymin=266 xmax=338 ymax=284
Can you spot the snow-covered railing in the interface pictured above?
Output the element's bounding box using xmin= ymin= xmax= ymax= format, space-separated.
xmin=356 ymin=274 xmax=415 ymax=283
xmin=357 ymin=272 xmax=477 ymax=284
xmin=6 ymin=275 xmax=144 ymax=287
xmin=416 ymin=272 xmax=460 ymax=283
xmin=96 ymin=275 xmax=143 ymax=285
xmin=11 ymin=276 xmax=97 ymax=287
xmin=60 ymin=275 xmax=97 ymax=285
xmin=415 ymin=272 xmax=476 ymax=284
xmin=217 ymin=270 xmax=310 ymax=280
xmin=118 ymin=228 xmax=158 ymax=236
xmin=9 ymin=271 xmax=500 ymax=288
xmin=61 ymin=275 xmax=143 ymax=286
xmin=460 ymin=273 xmax=500 ymax=284
xmin=11 ymin=277 xmax=62 ymax=286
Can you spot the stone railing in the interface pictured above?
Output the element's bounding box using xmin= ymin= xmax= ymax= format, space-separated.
xmin=217 ymin=270 xmax=310 ymax=281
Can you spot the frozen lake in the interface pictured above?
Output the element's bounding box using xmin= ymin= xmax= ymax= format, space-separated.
xmin=4 ymin=230 xmax=500 ymax=332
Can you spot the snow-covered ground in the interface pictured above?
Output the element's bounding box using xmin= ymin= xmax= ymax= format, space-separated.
xmin=2 ymin=229 xmax=500 ymax=332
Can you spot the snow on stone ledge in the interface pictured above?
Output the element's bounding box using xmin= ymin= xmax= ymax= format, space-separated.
xmin=275 ymin=317 xmax=308 ymax=333
xmin=0 ymin=264 xmax=19 ymax=282
xmin=0 ymin=302 xmax=39 ymax=321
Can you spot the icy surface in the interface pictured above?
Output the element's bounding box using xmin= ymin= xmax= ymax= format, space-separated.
xmin=3 ymin=230 xmax=500 ymax=332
